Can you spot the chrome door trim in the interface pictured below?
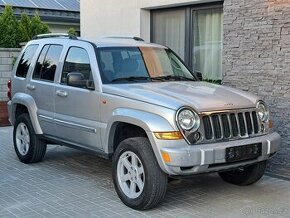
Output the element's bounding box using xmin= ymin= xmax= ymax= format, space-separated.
xmin=38 ymin=115 xmax=54 ymax=124
xmin=55 ymin=119 xmax=97 ymax=133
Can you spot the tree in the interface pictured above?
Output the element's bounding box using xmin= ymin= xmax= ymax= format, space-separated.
xmin=30 ymin=12 xmax=50 ymax=38
xmin=0 ymin=6 xmax=50 ymax=48
xmin=0 ymin=6 xmax=19 ymax=48
xmin=19 ymin=13 xmax=32 ymax=43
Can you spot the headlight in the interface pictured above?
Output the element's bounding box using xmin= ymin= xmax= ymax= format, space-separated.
xmin=256 ymin=101 xmax=269 ymax=122
xmin=177 ymin=108 xmax=200 ymax=131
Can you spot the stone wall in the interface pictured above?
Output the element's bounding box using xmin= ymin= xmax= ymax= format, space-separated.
xmin=223 ymin=0 xmax=290 ymax=168
xmin=0 ymin=48 xmax=21 ymax=126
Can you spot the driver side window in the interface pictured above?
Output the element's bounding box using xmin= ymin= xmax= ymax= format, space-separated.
xmin=61 ymin=47 xmax=94 ymax=89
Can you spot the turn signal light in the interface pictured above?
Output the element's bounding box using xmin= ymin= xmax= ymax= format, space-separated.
xmin=161 ymin=151 xmax=171 ymax=163
xmin=269 ymin=120 xmax=273 ymax=129
xmin=154 ymin=131 xmax=183 ymax=140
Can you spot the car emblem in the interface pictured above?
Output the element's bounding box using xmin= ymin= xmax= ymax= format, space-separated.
xmin=225 ymin=103 xmax=234 ymax=106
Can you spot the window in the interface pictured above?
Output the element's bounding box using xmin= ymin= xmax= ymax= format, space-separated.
xmin=97 ymin=47 xmax=196 ymax=84
xmin=152 ymin=9 xmax=185 ymax=60
xmin=151 ymin=4 xmax=223 ymax=81
xmin=97 ymin=47 xmax=149 ymax=83
xmin=16 ymin=44 xmax=38 ymax=78
xmin=192 ymin=7 xmax=223 ymax=81
xmin=61 ymin=47 xmax=94 ymax=89
xmin=33 ymin=45 xmax=63 ymax=82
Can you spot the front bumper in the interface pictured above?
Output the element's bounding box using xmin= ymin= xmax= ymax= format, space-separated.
xmin=152 ymin=132 xmax=280 ymax=175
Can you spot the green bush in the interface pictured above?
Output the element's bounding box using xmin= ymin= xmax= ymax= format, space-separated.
xmin=0 ymin=6 xmax=19 ymax=48
xmin=68 ymin=27 xmax=77 ymax=37
xmin=0 ymin=5 xmax=50 ymax=48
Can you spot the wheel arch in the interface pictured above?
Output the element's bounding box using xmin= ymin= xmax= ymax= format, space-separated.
xmin=11 ymin=93 xmax=43 ymax=134
xmin=105 ymin=108 xmax=176 ymax=154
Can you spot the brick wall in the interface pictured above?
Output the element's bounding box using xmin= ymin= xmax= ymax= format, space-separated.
xmin=223 ymin=0 xmax=290 ymax=168
xmin=0 ymin=48 xmax=21 ymax=126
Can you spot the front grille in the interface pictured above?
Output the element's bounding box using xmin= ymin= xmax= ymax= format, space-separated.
xmin=202 ymin=110 xmax=260 ymax=141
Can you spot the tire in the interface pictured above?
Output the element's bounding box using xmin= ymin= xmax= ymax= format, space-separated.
xmin=112 ymin=137 xmax=168 ymax=210
xmin=13 ymin=113 xmax=47 ymax=163
xmin=218 ymin=161 xmax=267 ymax=186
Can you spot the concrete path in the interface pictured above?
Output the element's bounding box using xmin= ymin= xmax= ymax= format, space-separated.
xmin=1 ymin=127 xmax=290 ymax=218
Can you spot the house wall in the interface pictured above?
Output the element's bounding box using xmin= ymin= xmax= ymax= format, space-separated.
xmin=0 ymin=48 xmax=21 ymax=126
xmin=222 ymin=0 xmax=290 ymax=165
xmin=80 ymin=0 xmax=220 ymax=41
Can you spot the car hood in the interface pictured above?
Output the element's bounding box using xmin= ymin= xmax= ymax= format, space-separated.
xmin=102 ymin=81 xmax=259 ymax=112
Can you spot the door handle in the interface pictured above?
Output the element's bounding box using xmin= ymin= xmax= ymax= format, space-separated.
xmin=26 ymin=84 xmax=35 ymax=90
xmin=56 ymin=90 xmax=68 ymax=97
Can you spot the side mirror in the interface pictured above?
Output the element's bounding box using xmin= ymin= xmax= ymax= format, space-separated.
xmin=195 ymin=71 xmax=203 ymax=81
xmin=67 ymin=72 xmax=86 ymax=88
xmin=67 ymin=72 xmax=95 ymax=90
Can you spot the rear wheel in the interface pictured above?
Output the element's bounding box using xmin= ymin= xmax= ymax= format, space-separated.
xmin=13 ymin=113 xmax=47 ymax=163
xmin=218 ymin=161 xmax=267 ymax=186
xmin=112 ymin=137 xmax=168 ymax=210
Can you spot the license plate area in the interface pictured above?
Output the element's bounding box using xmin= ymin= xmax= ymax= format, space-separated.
xmin=226 ymin=143 xmax=262 ymax=163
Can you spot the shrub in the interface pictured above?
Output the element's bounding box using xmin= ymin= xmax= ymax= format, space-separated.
xmin=0 ymin=6 xmax=50 ymax=48
xmin=68 ymin=27 xmax=77 ymax=37
xmin=0 ymin=6 xmax=19 ymax=48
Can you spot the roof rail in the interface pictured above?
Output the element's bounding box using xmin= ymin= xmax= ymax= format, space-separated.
xmin=104 ymin=36 xmax=145 ymax=42
xmin=33 ymin=33 xmax=78 ymax=40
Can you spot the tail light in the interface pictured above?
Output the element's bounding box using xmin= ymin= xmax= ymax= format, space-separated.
xmin=7 ymin=79 xmax=11 ymax=100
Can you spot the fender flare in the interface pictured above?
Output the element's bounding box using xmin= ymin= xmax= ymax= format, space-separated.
xmin=11 ymin=93 xmax=43 ymax=134
xmin=105 ymin=108 xmax=176 ymax=153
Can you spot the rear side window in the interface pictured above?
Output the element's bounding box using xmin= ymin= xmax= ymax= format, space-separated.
xmin=16 ymin=44 xmax=38 ymax=78
xmin=33 ymin=44 xmax=63 ymax=82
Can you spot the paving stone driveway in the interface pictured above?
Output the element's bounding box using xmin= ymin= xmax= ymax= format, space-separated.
xmin=1 ymin=126 xmax=290 ymax=218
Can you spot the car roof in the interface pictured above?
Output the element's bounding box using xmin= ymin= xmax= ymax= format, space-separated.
xmin=29 ymin=34 xmax=167 ymax=49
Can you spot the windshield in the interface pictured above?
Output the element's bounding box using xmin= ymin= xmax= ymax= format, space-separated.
xmin=96 ymin=47 xmax=197 ymax=84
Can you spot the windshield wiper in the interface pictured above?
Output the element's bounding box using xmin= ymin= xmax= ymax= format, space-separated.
xmin=111 ymin=76 xmax=150 ymax=83
xmin=151 ymin=75 xmax=196 ymax=81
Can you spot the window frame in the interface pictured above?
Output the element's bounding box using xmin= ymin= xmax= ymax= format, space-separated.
xmin=60 ymin=46 xmax=95 ymax=90
xmin=31 ymin=44 xmax=64 ymax=83
xmin=150 ymin=2 xmax=223 ymax=77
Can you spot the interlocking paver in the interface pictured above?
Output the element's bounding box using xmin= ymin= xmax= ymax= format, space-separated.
xmin=1 ymin=126 xmax=290 ymax=218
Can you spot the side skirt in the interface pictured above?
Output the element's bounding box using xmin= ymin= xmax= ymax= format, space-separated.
xmin=40 ymin=135 xmax=112 ymax=160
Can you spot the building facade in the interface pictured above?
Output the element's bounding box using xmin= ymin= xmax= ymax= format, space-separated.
xmin=80 ymin=0 xmax=290 ymax=167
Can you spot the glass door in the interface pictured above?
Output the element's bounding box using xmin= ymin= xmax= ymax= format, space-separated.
xmin=152 ymin=9 xmax=186 ymax=60
xmin=192 ymin=7 xmax=223 ymax=81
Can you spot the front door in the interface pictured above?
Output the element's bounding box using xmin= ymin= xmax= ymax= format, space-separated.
xmin=54 ymin=42 xmax=102 ymax=150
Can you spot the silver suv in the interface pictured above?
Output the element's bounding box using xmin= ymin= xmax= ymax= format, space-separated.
xmin=7 ymin=34 xmax=281 ymax=210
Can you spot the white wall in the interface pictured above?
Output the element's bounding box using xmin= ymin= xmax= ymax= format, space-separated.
xmin=46 ymin=22 xmax=80 ymax=34
xmin=81 ymin=0 xmax=219 ymax=41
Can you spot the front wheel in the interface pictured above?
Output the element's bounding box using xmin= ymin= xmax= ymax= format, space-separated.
xmin=218 ymin=161 xmax=267 ymax=186
xmin=112 ymin=137 xmax=168 ymax=210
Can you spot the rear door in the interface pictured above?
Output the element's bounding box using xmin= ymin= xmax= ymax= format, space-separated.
xmin=26 ymin=44 xmax=64 ymax=135
xmin=54 ymin=41 xmax=102 ymax=150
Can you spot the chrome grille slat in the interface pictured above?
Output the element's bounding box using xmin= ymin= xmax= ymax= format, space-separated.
xmin=201 ymin=109 xmax=261 ymax=143
xmin=235 ymin=113 xmax=241 ymax=137
xmin=218 ymin=115 xmax=224 ymax=139
xmin=209 ymin=116 xmax=215 ymax=140
xmin=227 ymin=114 xmax=233 ymax=138
xmin=243 ymin=112 xmax=251 ymax=136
